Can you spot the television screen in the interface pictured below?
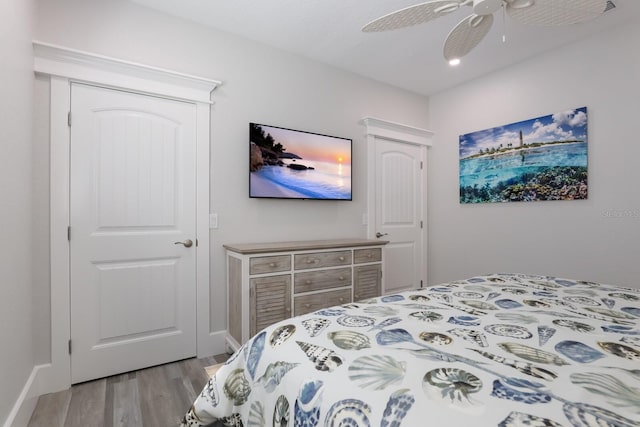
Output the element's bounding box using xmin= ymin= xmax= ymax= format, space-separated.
xmin=249 ymin=123 xmax=352 ymax=200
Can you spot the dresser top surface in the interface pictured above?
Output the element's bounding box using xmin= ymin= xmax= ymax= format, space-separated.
xmin=224 ymin=238 xmax=388 ymax=254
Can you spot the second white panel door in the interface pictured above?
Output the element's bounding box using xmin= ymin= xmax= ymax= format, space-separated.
xmin=375 ymin=138 xmax=425 ymax=294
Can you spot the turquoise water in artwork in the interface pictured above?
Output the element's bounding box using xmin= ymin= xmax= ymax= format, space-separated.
xmin=459 ymin=142 xmax=587 ymax=203
xmin=460 ymin=142 xmax=587 ymax=188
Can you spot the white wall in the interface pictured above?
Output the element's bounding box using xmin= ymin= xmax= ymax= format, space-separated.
xmin=428 ymin=22 xmax=640 ymax=288
xmin=33 ymin=0 xmax=430 ymax=358
xmin=0 ymin=0 xmax=35 ymax=424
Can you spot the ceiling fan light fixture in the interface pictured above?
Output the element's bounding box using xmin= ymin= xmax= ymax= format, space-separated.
xmin=364 ymin=0 xmax=611 ymax=65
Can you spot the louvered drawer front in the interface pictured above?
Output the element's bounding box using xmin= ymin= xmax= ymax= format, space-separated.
xmin=294 ymin=288 xmax=352 ymax=316
xmin=294 ymin=267 xmax=352 ymax=293
xmin=294 ymin=250 xmax=352 ymax=270
xmin=354 ymin=264 xmax=381 ymax=301
xmin=249 ymin=255 xmax=291 ymax=275
xmin=250 ymin=274 xmax=291 ymax=336
xmin=354 ymin=248 xmax=382 ymax=264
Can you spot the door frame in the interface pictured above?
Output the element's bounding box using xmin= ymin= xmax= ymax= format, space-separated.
xmin=34 ymin=41 xmax=222 ymax=393
xmin=362 ymin=117 xmax=434 ymax=292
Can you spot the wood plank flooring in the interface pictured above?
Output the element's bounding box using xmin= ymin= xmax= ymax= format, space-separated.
xmin=28 ymin=354 xmax=228 ymax=427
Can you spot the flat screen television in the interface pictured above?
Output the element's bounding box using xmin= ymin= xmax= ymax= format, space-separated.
xmin=249 ymin=123 xmax=352 ymax=200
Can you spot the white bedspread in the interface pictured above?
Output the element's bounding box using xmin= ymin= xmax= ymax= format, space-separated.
xmin=181 ymin=273 xmax=640 ymax=427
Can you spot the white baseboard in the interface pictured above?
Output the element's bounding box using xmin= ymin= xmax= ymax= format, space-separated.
xmin=3 ymin=364 xmax=45 ymax=427
xmin=225 ymin=334 xmax=241 ymax=354
xmin=196 ymin=330 xmax=227 ymax=358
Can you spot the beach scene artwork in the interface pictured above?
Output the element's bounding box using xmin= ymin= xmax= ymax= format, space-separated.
xmin=250 ymin=123 xmax=352 ymax=200
xmin=459 ymin=107 xmax=588 ymax=204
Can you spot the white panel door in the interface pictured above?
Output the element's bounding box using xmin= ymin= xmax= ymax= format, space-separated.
xmin=375 ymin=139 xmax=425 ymax=294
xmin=70 ymin=83 xmax=197 ymax=383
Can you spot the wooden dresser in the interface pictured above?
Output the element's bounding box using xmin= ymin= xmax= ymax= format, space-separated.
xmin=224 ymin=239 xmax=387 ymax=350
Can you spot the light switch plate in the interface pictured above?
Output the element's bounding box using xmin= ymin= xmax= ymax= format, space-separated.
xmin=210 ymin=213 xmax=218 ymax=229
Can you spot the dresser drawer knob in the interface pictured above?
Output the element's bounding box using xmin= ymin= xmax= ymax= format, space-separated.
xmin=355 ymin=294 xmax=359 ymax=299
xmin=339 ymin=276 xmax=345 ymax=281
xmin=269 ymin=262 xmax=276 ymax=267
xmin=306 ymin=280 xmax=312 ymax=285
xmin=338 ymin=256 xmax=345 ymax=261
xmin=304 ymin=303 xmax=311 ymax=308
xmin=367 ymin=254 xmax=373 ymax=258
xmin=339 ymin=298 xmax=344 ymax=303
xmin=306 ymin=259 xmax=317 ymax=264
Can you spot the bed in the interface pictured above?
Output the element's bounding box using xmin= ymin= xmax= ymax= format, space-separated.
xmin=181 ymin=273 xmax=640 ymax=427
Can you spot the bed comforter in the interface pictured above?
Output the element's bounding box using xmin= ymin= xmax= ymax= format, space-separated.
xmin=181 ymin=273 xmax=640 ymax=427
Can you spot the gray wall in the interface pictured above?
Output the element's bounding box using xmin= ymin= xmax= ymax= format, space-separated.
xmin=0 ymin=0 xmax=35 ymax=423
xmin=32 ymin=0 xmax=430 ymax=360
xmin=428 ymin=22 xmax=640 ymax=288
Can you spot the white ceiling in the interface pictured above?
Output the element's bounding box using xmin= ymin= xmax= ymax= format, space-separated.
xmin=128 ymin=0 xmax=639 ymax=96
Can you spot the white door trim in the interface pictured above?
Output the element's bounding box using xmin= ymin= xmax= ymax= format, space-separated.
xmin=362 ymin=117 xmax=433 ymax=147
xmin=33 ymin=41 xmax=220 ymax=104
xmin=34 ymin=42 xmax=221 ymax=393
xmin=362 ymin=117 xmax=434 ymax=290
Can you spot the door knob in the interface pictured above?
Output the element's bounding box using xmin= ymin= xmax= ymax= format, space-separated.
xmin=174 ymin=239 xmax=193 ymax=248
xmin=375 ymin=232 xmax=388 ymax=238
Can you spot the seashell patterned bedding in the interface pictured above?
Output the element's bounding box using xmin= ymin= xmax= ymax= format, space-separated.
xmin=180 ymin=273 xmax=640 ymax=427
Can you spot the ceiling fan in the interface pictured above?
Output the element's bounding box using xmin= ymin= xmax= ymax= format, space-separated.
xmin=362 ymin=0 xmax=612 ymax=64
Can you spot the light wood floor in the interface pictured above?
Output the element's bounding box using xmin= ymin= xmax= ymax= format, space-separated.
xmin=28 ymin=354 xmax=229 ymax=427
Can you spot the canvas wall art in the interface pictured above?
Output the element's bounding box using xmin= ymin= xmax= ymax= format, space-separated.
xmin=459 ymin=107 xmax=588 ymax=204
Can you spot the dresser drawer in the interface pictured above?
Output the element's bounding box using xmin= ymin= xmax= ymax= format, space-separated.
xmin=294 ymin=250 xmax=352 ymax=270
xmin=294 ymin=267 xmax=352 ymax=293
xmin=294 ymin=288 xmax=352 ymax=316
xmin=249 ymin=255 xmax=291 ymax=274
xmin=354 ymin=248 xmax=382 ymax=264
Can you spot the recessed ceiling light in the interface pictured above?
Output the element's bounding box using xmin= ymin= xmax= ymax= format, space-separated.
xmin=449 ymin=58 xmax=461 ymax=66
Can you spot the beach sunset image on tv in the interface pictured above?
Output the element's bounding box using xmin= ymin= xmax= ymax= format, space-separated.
xmin=249 ymin=123 xmax=352 ymax=200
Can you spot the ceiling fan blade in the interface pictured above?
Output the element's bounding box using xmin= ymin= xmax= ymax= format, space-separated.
xmin=443 ymin=13 xmax=494 ymax=61
xmin=506 ymin=0 xmax=608 ymax=26
xmin=362 ymin=0 xmax=464 ymax=32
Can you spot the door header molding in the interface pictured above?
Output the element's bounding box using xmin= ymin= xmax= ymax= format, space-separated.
xmin=361 ymin=116 xmax=434 ymax=147
xmin=33 ymin=41 xmax=221 ymax=104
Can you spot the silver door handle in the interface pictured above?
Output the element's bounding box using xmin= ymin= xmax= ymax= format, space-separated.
xmin=174 ymin=239 xmax=193 ymax=248
xmin=375 ymin=232 xmax=388 ymax=238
